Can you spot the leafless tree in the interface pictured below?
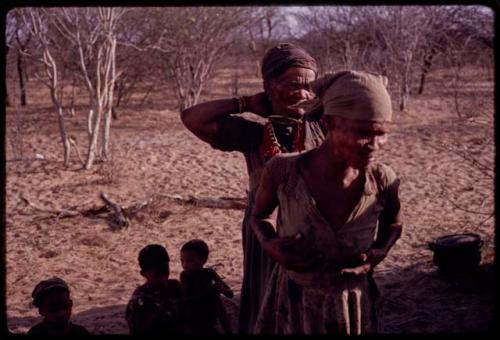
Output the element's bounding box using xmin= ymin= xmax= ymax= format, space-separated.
xmin=295 ymin=6 xmax=374 ymax=74
xmin=120 ymin=7 xmax=252 ymax=110
xmin=6 ymin=10 xmax=32 ymax=106
xmin=47 ymin=7 xmax=125 ymax=168
xmin=20 ymin=8 xmax=73 ymax=166
xmin=295 ymin=6 xmax=493 ymax=112
xmin=18 ymin=7 xmax=125 ymax=169
xmin=245 ymin=7 xmax=289 ymax=77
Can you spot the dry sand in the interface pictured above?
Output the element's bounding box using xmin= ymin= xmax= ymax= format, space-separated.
xmin=4 ymin=65 xmax=495 ymax=334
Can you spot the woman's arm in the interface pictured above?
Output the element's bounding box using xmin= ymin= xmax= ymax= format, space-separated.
xmin=180 ymin=93 xmax=272 ymax=145
xmin=340 ymin=181 xmax=403 ymax=275
xmin=251 ymin=163 xmax=323 ymax=272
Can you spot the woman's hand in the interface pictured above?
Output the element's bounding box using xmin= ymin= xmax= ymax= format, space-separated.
xmin=262 ymin=233 xmax=323 ymax=272
xmin=339 ymin=248 xmax=388 ymax=276
xmin=245 ymin=92 xmax=273 ymax=118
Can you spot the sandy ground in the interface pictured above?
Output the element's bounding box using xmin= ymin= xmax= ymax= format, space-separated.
xmin=4 ymin=65 xmax=495 ymax=334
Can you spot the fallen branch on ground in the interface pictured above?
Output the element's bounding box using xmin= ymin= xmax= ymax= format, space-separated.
xmin=19 ymin=192 xmax=247 ymax=227
xmin=20 ymin=194 xmax=81 ymax=219
xmin=155 ymin=193 xmax=246 ymax=210
xmin=100 ymin=192 xmax=130 ymax=229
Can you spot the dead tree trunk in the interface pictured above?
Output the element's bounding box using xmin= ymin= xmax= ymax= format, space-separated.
xmin=24 ymin=8 xmax=72 ymax=166
xmin=15 ymin=28 xmax=30 ymax=106
xmin=67 ymin=76 xmax=76 ymax=116
xmin=101 ymin=36 xmax=117 ymax=161
xmin=85 ymin=103 xmax=102 ymax=169
xmin=399 ymin=53 xmax=412 ymax=111
xmin=56 ymin=105 xmax=71 ymax=166
xmin=16 ymin=50 xmax=27 ymax=106
xmin=417 ymin=47 xmax=437 ymax=95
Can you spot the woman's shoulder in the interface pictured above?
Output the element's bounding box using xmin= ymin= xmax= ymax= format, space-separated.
xmin=267 ymin=151 xmax=304 ymax=166
xmin=263 ymin=152 xmax=306 ymax=188
xmin=370 ymin=162 xmax=399 ymax=191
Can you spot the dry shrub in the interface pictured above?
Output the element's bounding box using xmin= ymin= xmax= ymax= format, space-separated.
xmin=95 ymin=143 xmax=131 ymax=185
xmin=6 ymin=101 xmax=26 ymax=161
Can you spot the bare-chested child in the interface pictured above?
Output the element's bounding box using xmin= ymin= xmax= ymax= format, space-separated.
xmin=180 ymin=239 xmax=234 ymax=334
xmin=125 ymin=244 xmax=184 ymax=334
xmin=28 ymin=277 xmax=90 ymax=335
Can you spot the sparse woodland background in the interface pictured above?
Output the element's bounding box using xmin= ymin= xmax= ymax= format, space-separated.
xmin=4 ymin=5 xmax=495 ymax=334
xmin=6 ymin=6 xmax=493 ymax=168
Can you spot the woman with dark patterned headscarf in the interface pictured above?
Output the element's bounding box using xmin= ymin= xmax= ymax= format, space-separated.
xmin=181 ymin=43 xmax=326 ymax=333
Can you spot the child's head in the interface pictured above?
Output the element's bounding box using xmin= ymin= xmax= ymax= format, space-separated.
xmin=180 ymin=239 xmax=209 ymax=272
xmin=32 ymin=277 xmax=73 ymax=329
xmin=138 ymin=244 xmax=170 ymax=287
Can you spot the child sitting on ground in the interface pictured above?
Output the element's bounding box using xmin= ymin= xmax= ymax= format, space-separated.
xmin=180 ymin=239 xmax=234 ymax=334
xmin=125 ymin=244 xmax=184 ymax=334
xmin=28 ymin=277 xmax=90 ymax=335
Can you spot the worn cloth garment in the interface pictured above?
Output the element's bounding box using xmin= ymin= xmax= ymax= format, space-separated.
xmin=27 ymin=321 xmax=90 ymax=335
xmin=180 ymin=268 xmax=228 ymax=334
xmin=125 ymin=280 xmax=184 ymax=334
xmin=210 ymin=113 xmax=325 ymax=333
xmin=254 ymin=152 xmax=400 ymax=334
xmin=312 ymin=70 xmax=392 ymax=122
xmin=261 ymin=43 xmax=318 ymax=80
xmin=259 ymin=116 xmax=306 ymax=162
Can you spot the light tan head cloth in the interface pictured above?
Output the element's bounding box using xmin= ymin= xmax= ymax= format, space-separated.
xmin=312 ymin=70 xmax=392 ymax=122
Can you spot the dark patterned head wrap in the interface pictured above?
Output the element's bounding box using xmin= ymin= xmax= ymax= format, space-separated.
xmin=261 ymin=43 xmax=318 ymax=80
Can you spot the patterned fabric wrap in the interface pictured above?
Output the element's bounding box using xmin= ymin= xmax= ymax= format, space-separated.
xmin=259 ymin=116 xmax=306 ymax=162
xmin=261 ymin=43 xmax=318 ymax=80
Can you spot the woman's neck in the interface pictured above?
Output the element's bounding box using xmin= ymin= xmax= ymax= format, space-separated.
xmin=312 ymin=140 xmax=360 ymax=187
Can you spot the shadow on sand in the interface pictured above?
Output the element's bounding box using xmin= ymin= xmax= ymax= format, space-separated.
xmin=376 ymin=261 xmax=494 ymax=333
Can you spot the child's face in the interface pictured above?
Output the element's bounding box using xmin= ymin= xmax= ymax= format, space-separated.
xmin=181 ymin=250 xmax=205 ymax=272
xmin=39 ymin=290 xmax=72 ymax=329
xmin=142 ymin=261 xmax=170 ymax=288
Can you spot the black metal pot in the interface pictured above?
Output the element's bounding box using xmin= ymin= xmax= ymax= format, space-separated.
xmin=428 ymin=233 xmax=483 ymax=276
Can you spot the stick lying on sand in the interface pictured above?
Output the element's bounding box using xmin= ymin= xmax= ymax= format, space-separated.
xmin=19 ymin=192 xmax=247 ymax=228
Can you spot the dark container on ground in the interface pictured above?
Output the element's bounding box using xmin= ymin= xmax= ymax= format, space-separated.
xmin=428 ymin=233 xmax=483 ymax=277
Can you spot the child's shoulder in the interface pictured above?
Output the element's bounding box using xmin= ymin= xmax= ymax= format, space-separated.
xmin=167 ymin=278 xmax=181 ymax=288
xmin=27 ymin=322 xmax=46 ymax=335
xmin=167 ymin=279 xmax=182 ymax=296
xmin=69 ymin=322 xmax=91 ymax=335
xmin=203 ymin=267 xmax=217 ymax=274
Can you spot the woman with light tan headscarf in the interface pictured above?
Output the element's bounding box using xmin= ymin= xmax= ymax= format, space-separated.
xmin=251 ymin=71 xmax=403 ymax=334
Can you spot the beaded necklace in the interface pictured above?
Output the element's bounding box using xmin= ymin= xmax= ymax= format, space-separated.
xmin=259 ymin=115 xmax=306 ymax=162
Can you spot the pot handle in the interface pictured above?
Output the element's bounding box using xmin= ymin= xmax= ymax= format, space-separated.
xmin=478 ymin=240 xmax=484 ymax=248
xmin=428 ymin=242 xmax=435 ymax=251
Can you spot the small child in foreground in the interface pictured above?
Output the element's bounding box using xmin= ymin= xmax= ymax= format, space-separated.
xmin=180 ymin=239 xmax=234 ymax=334
xmin=125 ymin=244 xmax=184 ymax=334
xmin=28 ymin=277 xmax=90 ymax=335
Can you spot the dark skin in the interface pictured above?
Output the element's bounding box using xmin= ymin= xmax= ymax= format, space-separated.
xmin=180 ymin=250 xmax=234 ymax=298
xmin=134 ymin=262 xmax=184 ymax=334
xmin=141 ymin=261 xmax=170 ymax=290
xmin=38 ymin=290 xmax=73 ymax=334
xmin=180 ymin=67 xmax=316 ymax=145
xmin=251 ymin=115 xmax=402 ymax=274
xmin=180 ymin=250 xmax=234 ymax=333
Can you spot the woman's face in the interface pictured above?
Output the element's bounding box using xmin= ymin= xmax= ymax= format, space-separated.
xmin=329 ymin=116 xmax=390 ymax=169
xmin=266 ymin=67 xmax=316 ymax=118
